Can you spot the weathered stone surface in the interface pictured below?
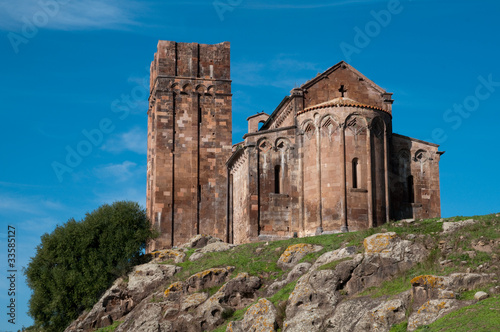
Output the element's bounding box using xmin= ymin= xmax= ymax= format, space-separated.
xmin=65 ymin=263 xmax=180 ymax=332
xmin=310 ymin=246 xmax=357 ymax=270
xmin=474 ymin=291 xmax=489 ymax=301
xmin=354 ymin=292 xmax=411 ymax=331
xmin=324 ymin=291 xmax=410 ymax=332
xmin=181 ymin=292 xmax=209 ymax=311
xmin=407 ymin=299 xmax=472 ymax=331
xmin=277 ymin=243 xmax=323 ymax=269
xmin=151 ymin=249 xmax=186 ymax=263
xmin=189 ymin=252 xmax=205 ymax=261
xmin=284 ymin=257 xmax=362 ymax=332
xmin=442 ymin=219 xmax=477 ymax=233
xmin=227 ymin=298 xmax=279 ymax=332
xmin=197 ymin=273 xmax=262 ymax=331
xmin=199 ymin=242 xmax=236 ymax=253
xmin=115 ymin=299 xmax=173 ymax=332
xmin=410 ymin=273 xmax=495 ymax=309
xmin=181 ymin=234 xmax=223 ymax=249
xmin=346 ymin=234 xmax=427 ymax=295
xmin=128 ymin=263 xmax=181 ymax=294
xmin=267 ymin=263 xmax=311 ymax=296
xmin=184 ymin=266 xmax=235 ymax=293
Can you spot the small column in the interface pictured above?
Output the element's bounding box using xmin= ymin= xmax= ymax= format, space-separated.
xmin=367 ymin=128 xmax=374 ymax=228
xmin=340 ymin=125 xmax=348 ymax=232
xmin=384 ymin=128 xmax=390 ymax=222
xmin=316 ymin=120 xmax=323 ymax=233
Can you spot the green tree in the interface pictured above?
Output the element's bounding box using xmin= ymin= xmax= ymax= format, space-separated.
xmin=24 ymin=201 xmax=156 ymax=331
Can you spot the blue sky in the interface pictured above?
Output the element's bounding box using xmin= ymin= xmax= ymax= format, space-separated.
xmin=1 ymin=0 xmax=499 ymax=329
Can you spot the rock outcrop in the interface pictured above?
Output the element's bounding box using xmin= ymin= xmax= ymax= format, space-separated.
xmin=64 ymin=219 xmax=500 ymax=332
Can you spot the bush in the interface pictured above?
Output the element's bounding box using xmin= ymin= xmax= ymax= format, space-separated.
xmin=24 ymin=201 xmax=156 ymax=332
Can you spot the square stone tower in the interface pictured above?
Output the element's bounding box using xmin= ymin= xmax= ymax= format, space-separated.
xmin=146 ymin=41 xmax=232 ymax=251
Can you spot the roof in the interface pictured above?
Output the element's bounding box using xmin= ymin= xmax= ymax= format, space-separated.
xmin=297 ymin=97 xmax=389 ymax=116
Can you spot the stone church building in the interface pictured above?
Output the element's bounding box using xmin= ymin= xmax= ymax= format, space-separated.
xmin=146 ymin=41 xmax=443 ymax=252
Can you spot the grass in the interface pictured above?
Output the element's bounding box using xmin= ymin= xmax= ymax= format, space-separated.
xmin=153 ymin=213 xmax=499 ymax=332
xmin=94 ymin=321 xmax=122 ymax=332
xmin=414 ymin=294 xmax=500 ymax=331
xmin=316 ymin=257 xmax=353 ymax=271
xmin=269 ymin=281 xmax=298 ymax=304
xmin=389 ymin=321 xmax=408 ymax=332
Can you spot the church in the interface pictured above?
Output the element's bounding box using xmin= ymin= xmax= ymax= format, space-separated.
xmin=146 ymin=41 xmax=443 ymax=252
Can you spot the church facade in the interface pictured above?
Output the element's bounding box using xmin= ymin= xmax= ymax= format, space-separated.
xmin=146 ymin=41 xmax=443 ymax=251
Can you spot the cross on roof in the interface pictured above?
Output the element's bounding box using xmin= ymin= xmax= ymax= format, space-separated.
xmin=339 ymin=85 xmax=347 ymax=97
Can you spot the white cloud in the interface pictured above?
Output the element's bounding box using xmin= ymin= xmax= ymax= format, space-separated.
xmin=92 ymin=161 xmax=142 ymax=182
xmin=101 ymin=127 xmax=147 ymax=154
xmin=0 ymin=194 xmax=65 ymax=214
xmin=0 ymin=0 xmax=142 ymax=31
xmin=232 ymin=54 xmax=322 ymax=88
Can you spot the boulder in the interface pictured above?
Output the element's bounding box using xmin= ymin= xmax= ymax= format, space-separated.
xmin=199 ymin=242 xmax=236 ymax=253
xmin=197 ymin=273 xmax=262 ymax=331
xmin=114 ymin=297 xmax=173 ymax=332
xmin=442 ymin=219 xmax=477 ymax=233
xmin=65 ymin=263 xmax=180 ymax=332
xmin=267 ymin=263 xmax=311 ymax=296
xmin=277 ymin=243 xmax=323 ymax=270
xmin=151 ymin=249 xmax=186 ymax=263
xmin=284 ymin=257 xmax=362 ymax=331
xmin=323 ymin=291 xmax=410 ymax=332
xmin=346 ymin=233 xmax=428 ymax=295
xmin=181 ymin=234 xmax=222 ymax=249
xmin=407 ymin=299 xmax=472 ymax=331
xmin=184 ymin=266 xmax=235 ymax=293
xmin=474 ymin=291 xmax=489 ymax=301
xmin=227 ymin=298 xmax=279 ymax=332
xmin=410 ymin=273 xmax=495 ymax=308
xmin=181 ymin=292 xmax=209 ymax=311
xmin=310 ymin=246 xmax=357 ymax=270
xmin=189 ymin=252 xmax=205 ymax=261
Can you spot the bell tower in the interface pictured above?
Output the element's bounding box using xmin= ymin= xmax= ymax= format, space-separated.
xmin=146 ymin=41 xmax=232 ymax=251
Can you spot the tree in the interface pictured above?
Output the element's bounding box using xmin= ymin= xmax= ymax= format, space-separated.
xmin=24 ymin=201 xmax=156 ymax=331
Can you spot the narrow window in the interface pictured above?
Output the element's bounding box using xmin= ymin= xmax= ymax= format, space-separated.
xmin=407 ymin=175 xmax=414 ymax=203
xmin=274 ymin=165 xmax=281 ymax=194
xmin=352 ymin=158 xmax=359 ymax=188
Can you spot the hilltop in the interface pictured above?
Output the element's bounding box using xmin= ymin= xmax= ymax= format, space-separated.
xmin=65 ymin=213 xmax=500 ymax=332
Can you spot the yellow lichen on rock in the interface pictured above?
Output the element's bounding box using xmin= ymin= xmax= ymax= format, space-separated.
xmin=363 ymin=232 xmax=397 ymax=254
xmin=410 ymin=275 xmax=445 ymax=288
xmin=164 ymin=281 xmax=183 ymax=297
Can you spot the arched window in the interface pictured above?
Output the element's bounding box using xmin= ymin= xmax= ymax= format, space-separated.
xmin=407 ymin=175 xmax=414 ymax=203
xmin=274 ymin=165 xmax=281 ymax=194
xmin=352 ymin=158 xmax=360 ymax=189
xmin=258 ymin=121 xmax=265 ymax=130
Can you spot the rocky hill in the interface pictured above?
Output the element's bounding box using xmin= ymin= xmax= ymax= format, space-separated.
xmin=65 ymin=214 xmax=500 ymax=332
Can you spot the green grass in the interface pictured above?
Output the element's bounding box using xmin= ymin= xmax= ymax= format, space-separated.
xmin=389 ymin=321 xmax=408 ymax=332
xmin=94 ymin=321 xmax=122 ymax=332
xmin=316 ymin=257 xmax=353 ymax=271
xmin=414 ymin=295 xmax=500 ymax=331
xmin=269 ymin=281 xmax=298 ymax=304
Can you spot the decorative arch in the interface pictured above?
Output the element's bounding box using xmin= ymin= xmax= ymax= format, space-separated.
xmin=182 ymin=83 xmax=193 ymax=93
xmin=275 ymin=137 xmax=291 ymax=151
xmin=414 ymin=149 xmax=428 ymax=163
xmin=344 ymin=114 xmax=367 ymax=136
xmin=206 ymin=85 xmax=215 ymax=96
xmin=171 ymin=83 xmax=181 ymax=91
xmin=320 ymin=114 xmax=339 ymax=140
xmin=195 ymin=84 xmax=206 ymax=94
xmin=301 ymin=120 xmax=316 ymax=140
xmin=370 ymin=117 xmax=385 ymax=138
xmin=257 ymin=138 xmax=272 ymax=153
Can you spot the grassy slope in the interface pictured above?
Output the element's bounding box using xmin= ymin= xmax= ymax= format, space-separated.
xmin=125 ymin=213 xmax=500 ymax=331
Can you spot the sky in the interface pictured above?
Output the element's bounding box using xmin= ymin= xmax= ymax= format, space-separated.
xmin=0 ymin=0 xmax=499 ymax=329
